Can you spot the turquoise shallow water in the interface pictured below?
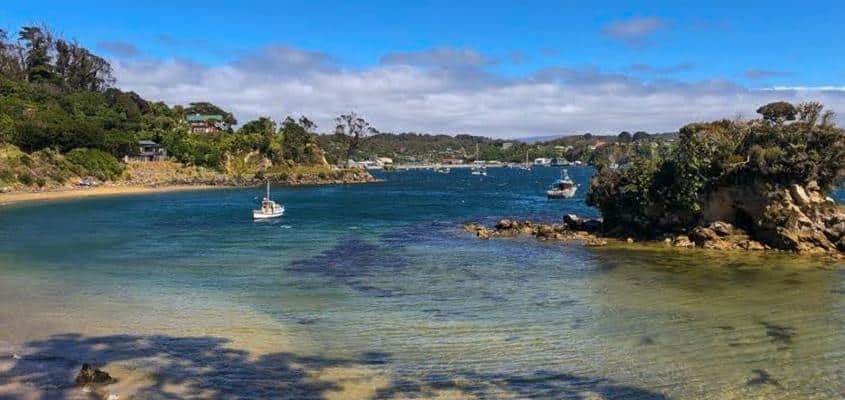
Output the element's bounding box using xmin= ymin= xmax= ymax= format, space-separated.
xmin=1 ymin=167 xmax=845 ymax=399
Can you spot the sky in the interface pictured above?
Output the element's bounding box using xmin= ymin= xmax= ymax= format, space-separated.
xmin=2 ymin=1 xmax=844 ymax=138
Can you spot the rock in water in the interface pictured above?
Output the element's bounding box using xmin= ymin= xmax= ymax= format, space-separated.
xmin=563 ymin=214 xmax=581 ymax=230
xmin=74 ymin=363 xmax=115 ymax=386
xmin=495 ymin=219 xmax=514 ymax=230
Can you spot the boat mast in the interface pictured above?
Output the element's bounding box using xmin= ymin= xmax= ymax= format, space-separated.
xmin=266 ymin=180 xmax=270 ymax=200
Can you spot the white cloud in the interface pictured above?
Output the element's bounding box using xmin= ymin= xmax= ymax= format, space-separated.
xmin=601 ymin=17 xmax=667 ymax=47
xmin=110 ymin=47 xmax=845 ymax=138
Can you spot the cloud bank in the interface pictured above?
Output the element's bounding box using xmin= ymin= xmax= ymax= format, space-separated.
xmin=111 ymin=46 xmax=845 ymax=138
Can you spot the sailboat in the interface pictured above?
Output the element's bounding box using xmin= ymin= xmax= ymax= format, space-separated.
xmin=516 ymin=149 xmax=532 ymax=171
xmin=546 ymin=169 xmax=578 ymax=199
xmin=253 ymin=181 xmax=285 ymax=219
xmin=471 ymin=144 xmax=487 ymax=176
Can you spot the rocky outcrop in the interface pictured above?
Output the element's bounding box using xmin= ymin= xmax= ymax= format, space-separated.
xmin=464 ymin=214 xmax=842 ymax=256
xmin=75 ymin=363 xmax=115 ymax=386
xmin=278 ymin=168 xmax=378 ymax=186
xmin=699 ymin=181 xmax=845 ymax=254
xmin=464 ymin=217 xmax=606 ymax=246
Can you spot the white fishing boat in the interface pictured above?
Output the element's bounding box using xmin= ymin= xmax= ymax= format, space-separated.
xmin=253 ymin=181 xmax=285 ymax=219
xmin=434 ymin=165 xmax=451 ymax=174
xmin=546 ymin=169 xmax=578 ymax=199
xmin=471 ymin=165 xmax=487 ymax=176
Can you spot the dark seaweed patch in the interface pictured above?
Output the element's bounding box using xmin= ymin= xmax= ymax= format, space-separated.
xmin=639 ymin=336 xmax=655 ymax=346
xmin=716 ymin=325 xmax=735 ymax=331
xmin=746 ymin=369 xmax=781 ymax=388
xmin=760 ymin=321 xmax=795 ymax=345
xmin=287 ymin=237 xmax=407 ymax=296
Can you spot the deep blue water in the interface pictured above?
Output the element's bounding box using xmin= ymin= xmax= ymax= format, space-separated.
xmin=1 ymin=166 xmax=845 ymax=399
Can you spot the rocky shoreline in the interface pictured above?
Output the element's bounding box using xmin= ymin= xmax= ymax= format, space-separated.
xmin=463 ymin=213 xmax=845 ymax=258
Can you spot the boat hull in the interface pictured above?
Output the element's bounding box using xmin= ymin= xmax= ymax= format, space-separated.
xmin=546 ymin=188 xmax=577 ymax=199
xmin=253 ymin=207 xmax=285 ymax=219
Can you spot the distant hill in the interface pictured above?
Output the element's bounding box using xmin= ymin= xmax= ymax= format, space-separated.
xmin=516 ymin=134 xmax=569 ymax=144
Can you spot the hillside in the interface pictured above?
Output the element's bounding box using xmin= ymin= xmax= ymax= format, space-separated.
xmin=0 ymin=26 xmax=369 ymax=192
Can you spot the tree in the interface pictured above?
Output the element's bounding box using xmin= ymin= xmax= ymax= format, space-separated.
xmin=335 ymin=112 xmax=376 ymax=167
xmin=632 ymin=131 xmax=650 ymax=141
xmin=617 ymin=131 xmax=632 ymax=143
xmin=18 ymin=26 xmax=54 ymax=84
xmin=184 ymin=102 xmax=237 ymax=126
xmin=756 ymin=101 xmax=797 ymax=124
xmin=238 ymin=116 xmax=276 ymax=136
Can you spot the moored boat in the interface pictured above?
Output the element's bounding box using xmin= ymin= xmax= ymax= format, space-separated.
xmin=546 ymin=169 xmax=577 ymax=199
xmin=253 ymin=181 xmax=285 ymax=219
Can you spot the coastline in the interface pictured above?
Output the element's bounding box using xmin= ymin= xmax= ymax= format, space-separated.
xmin=0 ymin=184 xmax=228 ymax=207
xmin=0 ymin=174 xmax=381 ymax=207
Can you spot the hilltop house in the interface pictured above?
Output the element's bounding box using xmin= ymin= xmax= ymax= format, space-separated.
xmin=187 ymin=114 xmax=227 ymax=134
xmin=127 ymin=140 xmax=167 ymax=162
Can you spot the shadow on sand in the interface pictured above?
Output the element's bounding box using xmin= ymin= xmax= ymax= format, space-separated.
xmin=1 ymin=333 xmax=669 ymax=399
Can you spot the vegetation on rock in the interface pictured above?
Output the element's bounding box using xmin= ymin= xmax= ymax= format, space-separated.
xmin=587 ymin=101 xmax=845 ymax=253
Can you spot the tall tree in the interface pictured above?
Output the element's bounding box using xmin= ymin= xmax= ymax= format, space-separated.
xmin=18 ymin=26 xmax=54 ymax=84
xmin=632 ymin=131 xmax=650 ymax=141
xmin=335 ymin=112 xmax=376 ymax=167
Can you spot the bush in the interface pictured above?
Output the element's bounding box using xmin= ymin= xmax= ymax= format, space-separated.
xmin=66 ymin=148 xmax=125 ymax=181
xmin=18 ymin=172 xmax=33 ymax=186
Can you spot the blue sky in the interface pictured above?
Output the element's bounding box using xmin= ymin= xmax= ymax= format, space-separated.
xmin=2 ymin=1 xmax=843 ymax=137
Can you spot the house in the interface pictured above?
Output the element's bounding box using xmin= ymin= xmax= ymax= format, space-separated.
xmin=441 ymin=158 xmax=464 ymax=165
xmin=589 ymin=140 xmax=607 ymax=150
xmin=187 ymin=114 xmax=227 ymax=134
xmin=501 ymin=142 xmax=514 ymax=150
xmin=376 ymin=157 xmax=394 ymax=167
xmin=128 ymin=140 xmax=167 ymax=162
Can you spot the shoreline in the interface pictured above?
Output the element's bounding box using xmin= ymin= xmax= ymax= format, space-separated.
xmin=0 ymin=176 xmax=383 ymax=207
xmin=0 ymin=184 xmax=229 ymax=207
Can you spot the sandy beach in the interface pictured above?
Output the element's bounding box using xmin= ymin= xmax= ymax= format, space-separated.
xmin=0 ymin=185 xmax=225 ymax=207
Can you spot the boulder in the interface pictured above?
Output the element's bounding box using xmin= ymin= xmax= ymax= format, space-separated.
xmin=690 ymin=227 xmax=719 ymax=246
xmin=536 ymin=224 xmax=555 ymax=238
xmin=710 ymin=221 xmax=734 ymax=237
xmin=476 ymin=227 xmax=494 ymax=240
xmin=75 ymin=364 xmax=115 ymax=386
xmin=789 ymin=184 xmax=811 ymax=207
xmin=739 ymin=240 xmax=766 ymax=251
xmin=563 ymin=214 xmax=581 ymax=230
xmin=672 ymin=235 xmax=694 ymax=248
xmin=495 ymin=219 xmax=515 ymax=230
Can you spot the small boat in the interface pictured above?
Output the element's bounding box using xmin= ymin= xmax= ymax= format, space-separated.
xmin=516 ymin=149 xmax=532 ymax=170
xmin=253 ymin=181 xmax=285 ymax=219
xmin=546 ymin=169 xmax=578 ymax=199
xmin=434 ymin=165 xmax=451 ymax=174
xmin=471 ymin=166 xmax=487 ymax=176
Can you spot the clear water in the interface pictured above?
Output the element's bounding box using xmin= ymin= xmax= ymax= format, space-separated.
xmin=1 ymin=167 xmax=844 ymax=399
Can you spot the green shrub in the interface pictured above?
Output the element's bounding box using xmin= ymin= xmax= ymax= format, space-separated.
xmin=18 ymin=172 xmax=33 ymax=186
xmin=66 ymin=148 xmax=125 ymax=181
